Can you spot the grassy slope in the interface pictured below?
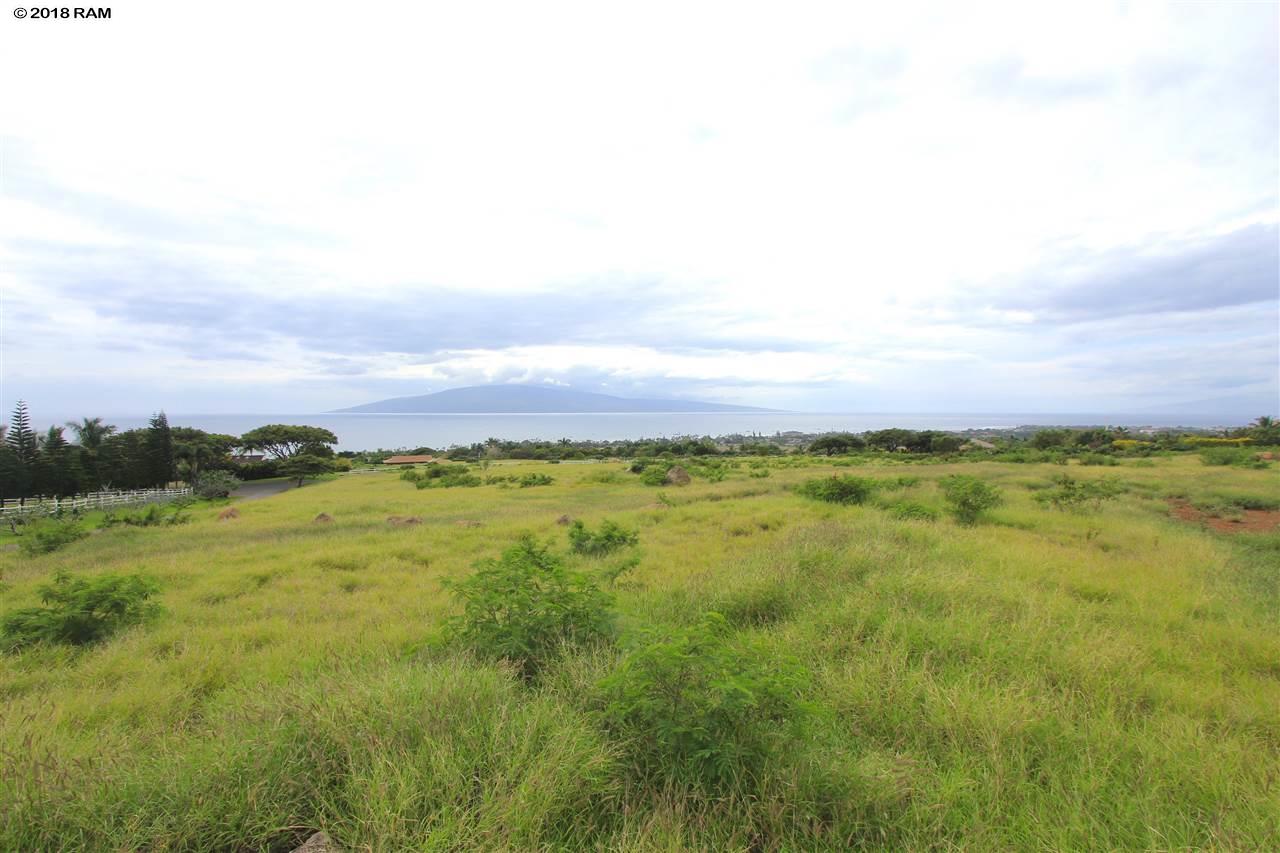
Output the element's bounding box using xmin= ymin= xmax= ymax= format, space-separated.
xmin=0 ymin=458 xmax=1277 ymax=850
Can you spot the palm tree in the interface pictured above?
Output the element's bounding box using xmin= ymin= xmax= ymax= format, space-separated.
xmin=1252 ymin=416 xmax=1276 ymax=430
xmin=65 ymin=417 xmax=116 ymax=451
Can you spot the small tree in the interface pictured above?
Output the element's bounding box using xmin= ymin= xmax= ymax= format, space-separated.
xmin=568 ymin=519 xmax=639 ymax=556
xmin=192 ymin=470 xmax=242 ymax=499
xmin=940 ymin=475 xmax=1002 ymax=525
xmin=598 ymin=612 xmax=810 ymax=787
xmin=444 ymin=537 xmax=613 ymax=680
xmin=797 ymin=475 xmax=876 ymax=505
xmin=280 ymin=454 xmax=334 ymax=487
xmin=1 ymin=571 xmax=161 ymax=651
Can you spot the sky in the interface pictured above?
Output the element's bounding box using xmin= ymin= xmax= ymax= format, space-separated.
xmin=1 ymin=0 xmax=1277 ymax=418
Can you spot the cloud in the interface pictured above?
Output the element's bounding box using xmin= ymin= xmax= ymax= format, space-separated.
xmin=0 ymin=1 xmax=1276 ymax=418
xmin=983 ymin=224 xmax=1279 ymax=325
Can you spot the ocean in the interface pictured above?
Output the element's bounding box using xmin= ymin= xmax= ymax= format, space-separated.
xmin=41 ymin=412 xmax=1247 ymax=452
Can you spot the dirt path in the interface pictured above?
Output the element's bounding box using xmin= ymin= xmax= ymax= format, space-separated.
xmin=1169 ymin=499 xmax=1280 ymax=534
xmin=231 ymin=480 xmax=297 ymax=501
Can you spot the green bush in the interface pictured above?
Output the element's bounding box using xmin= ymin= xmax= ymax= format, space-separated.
xmin=518 ymin=473 xmax=555 ymax=488
xmin=444 ymin=538 xmax=614 ymax=680
xmin=192 ymin=470 xmax=242 ymax=499
xmin=1078 ymin=452 xmax=1119 ymax=467
xmin=567 ymin=519 xmax=639 ymax=556
xmin=1034 ymin=475 xmax=1123 ymax=512
xmin=887 ymin=500 xmax=939 ymax=521
xmin=1 ymin=571 xmax=161 ymax=651
xmin=639 ymin=467 xmax=669 ymax=487
xmin=796 ymin=475 xmax=876 ymax=505
xmin=939 ymin=475 xmax=1003 ymax=525
xmin=17 ymin=518 xmax=87 ymax=557
xmin=1200 ymin=447 xmax=1270 ymax=469
xmin=101 ymin=503 xmax=190 ymax=528
xmin=405 ymin=463 xmax=476 ymax=487
xmin=598 ymin=612 xmax=810 ymax=787
xmin=413 ymin=469 xmax=481 ymax=489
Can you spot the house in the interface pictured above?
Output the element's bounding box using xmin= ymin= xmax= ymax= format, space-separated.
xmin=230 ymin=454 xmax=266 ymax=464
xmin=382 ymin=455 xmax=437 ymax=465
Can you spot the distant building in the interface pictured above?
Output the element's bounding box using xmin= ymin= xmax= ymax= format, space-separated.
xmin=230 ymin=454 xmax=266 ymax=464
xmin=382 ymin=455 xmax=436 ymax=465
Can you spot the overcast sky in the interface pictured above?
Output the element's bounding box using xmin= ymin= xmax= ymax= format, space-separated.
xmin=2 ymin=1 xmax=1277 ymax=417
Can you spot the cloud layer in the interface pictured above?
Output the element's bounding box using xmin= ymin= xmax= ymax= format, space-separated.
xmin=2 ymin=1 xmax=1276 ymax=416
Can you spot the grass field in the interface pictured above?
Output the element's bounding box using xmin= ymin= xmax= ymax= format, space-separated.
xmin=1 ymin=456 xmax=1277 ymax=850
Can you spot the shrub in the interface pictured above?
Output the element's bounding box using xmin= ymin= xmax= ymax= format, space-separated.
xmin=444 ymin=537 xmax=613 ymax=680
xmin=518 ymin=473 xmax=555 ymax=488
xmin=193 ymin=470 xmax=242 ymax=499
xmin=17 ymin=518 xmax=86 ymax=557
xmin=568 ymin=519 xmax=639 ymax=556
xmin=1 ymin=571 xmax=161 ymax=651
xmin=101 ymin=503 xmax=190 ymax=528
xmin=1034 ymin=475 xmax=1123 ymax=512
xmin=639 ymin=467 xmax=669 ymax=486
xmin=1078 ymin=452 xmax=1119 ymax=466
xmin=411 ymin=463 xmax=481 ymax=488
xmin=939 ymin=475 xmax=1003 ymax=525
xmin=1199 ymin=447 xmax=1267 ymax=468
xmin=887 ymin=500 xmax=939 ymax=521
xmin=598 ymin=612 xmax=810 ymax=787
xmin=796 ymin=475 xmax=876 ymax=505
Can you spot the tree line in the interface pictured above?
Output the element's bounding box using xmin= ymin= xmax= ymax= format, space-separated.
xmin=0 ymin=401 xmax=340 ymax=501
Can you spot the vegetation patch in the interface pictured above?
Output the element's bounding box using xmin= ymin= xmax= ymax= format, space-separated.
xmin=2 ymin=571 xmax=161 ymax=651
xmin=1033 ymin=475 xmax=1124 ymax=512
xmin=16 ymin=518 xmax=87 ymax=557
xmin=939 ymin=474 xmax=1003 ymax=525
xmin=567 ymin=519 xmax=639 ymax=556
xmin=444 ymin=537 xmax=614 ymax=680
xmin=886 ymin=500 xmax=939 ymax=521
xmin=402 ymin=464 xmax=481 ymax=489
xmin=598 ymin=612 xmax=811 ymax=788
xmin=796 ymin=475 xmax=877 ymax=505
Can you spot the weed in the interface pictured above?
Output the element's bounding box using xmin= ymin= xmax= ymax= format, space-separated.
xmin=939 ymin=475 xmax=1002 ymax=525
xmin=16 ymin=518 xmax=86 ymax=557
xmin=598 ymin=612 xmax=810 ymax=788
xmin=796 ymin=475 xmax=877 ymax=505
xmin=444 ymin=537 xmax=614 ymax=680
xmin=887 ymin=500 xmax=939 ymax=521
xmin=1034 ymin=475 xmax=1124 ymax=512
xmin=568 ymin=519 xmax=639 ymax=556
xmin=2 ymin=571 xmax=161 ymax=651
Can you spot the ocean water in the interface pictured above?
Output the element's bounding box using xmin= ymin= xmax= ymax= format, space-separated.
xmin=45 ymin=412 xmax=1245 ymax=452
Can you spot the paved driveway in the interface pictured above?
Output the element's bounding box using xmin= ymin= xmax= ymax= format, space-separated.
xmin=231 ymin=479 xmax=297 ymax=501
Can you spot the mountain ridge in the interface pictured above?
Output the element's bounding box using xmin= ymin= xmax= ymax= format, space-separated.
xmin=332 ymin=384 xmax=779 ymax=414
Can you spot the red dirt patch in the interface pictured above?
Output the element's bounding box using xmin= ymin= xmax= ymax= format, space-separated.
xmin=1169 ymin=500 xmax=1280 ymax=534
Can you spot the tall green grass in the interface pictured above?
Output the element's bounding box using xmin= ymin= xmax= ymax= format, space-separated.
xmin=1 ymin=457 xmax=1276 ymax=849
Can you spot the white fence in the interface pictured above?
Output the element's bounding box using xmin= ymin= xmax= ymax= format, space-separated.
xmin=0 ymin=487 xmax=193 ymax=519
